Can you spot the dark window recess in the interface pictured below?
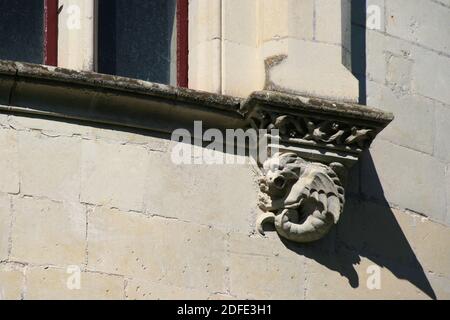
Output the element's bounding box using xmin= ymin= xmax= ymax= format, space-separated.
xmin=98 ymin=0 xmax=177 ymax=85
xmin=0 ymin=0 xmax=44 ymax=64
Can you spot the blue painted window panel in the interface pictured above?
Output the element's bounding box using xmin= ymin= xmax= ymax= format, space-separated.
xmin=0 ymin=0 xmax=44 ymax=64
xmin=97 ymin=0 xmax=177 ymax=84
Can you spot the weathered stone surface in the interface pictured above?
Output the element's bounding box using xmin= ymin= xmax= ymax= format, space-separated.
xmin=8 ymin=113 xmax=170 ymax=152
xmin=337 ymin=200 xmax=420 ymax=266
xmin=364 ymin=23 xmax=450 ymax=106
xmin=261 ymin=0 xmax=289 ymax=42
xmin=8 ymin=61 xmax=242 ymax=112
xmin=446 ymin=165 xmax=450 ymax=226
xmin=25 ymin=267 xmax=124 ymax=300
xmin=366 ymin=81 xmax=434 ymax=154
xmin=0 ymin=112 xmax=8 ymax=128
xmin=362 ymin=139 xmax=447 ymax=222
xmin=58 ymin=0 xmax=95 ymax=72
xmin=223 ymin=0 xmax=257 ymax=46
xmin=88 ymin=127 xmax=169 ymax=151
xmin=305 ymin=253 xmax=431 ymax=300
xmin=0 ymin=129 xmax=19 ymax=194
xmin=386 ymin=54 xmax=414 ymax=92
xmin=0 ymin=264 xmax=24 ymax=300
xmin=0 ymin=193 xmax=11 ymax=261
xmin=125 ymin=279 xmax=210 ymax=300
xmin=260 ymin=0 xmax=314 ymax=42
xmin=435 ymin=0 xmax=450 ymax=6
xmin=10 ymin=197 xmax=86 ymax=266
xmin=315 ymin=0 xmax=345 ymax=44
xmin=229 ymin=253 xmax=305 ymax=299
xmin=145 ymin=151 xmax=258 ymax=233
xmin=413 ymin=52 xmax=450 ymax=106
xmin=364 ymin=30 xmax=387 ymax=83
xmin=88 ymin=207 xmax=227 ymax=293
xmin=222 ymin=41 xmax=263 ymax=98
xmin=80 ymin=139 xmax=148 ymax=212
xmin=287 ymin=0 xmax=314 ymax=41
xmin=18 ymin=132 xmax=81 ymax=202
xmin=434 ymin=105 xmax=450 ymax=162
xmin=228 ymin=233 xmax=305 ymax=299
xmin=8 ymin=114 xmax=91 ymax=138
xmin=412 ymin=217 xmax=450 ymax=277
xmin=188 ymin=0 xmax=221 ymax=47
xmin=267 ymin=39 xmax=359 ymax=102
xmin=386 ymin=0 xmax=450 ymax=54
xmin=427 ymin=274 xmax=450 ymax=300
xmin=189 ymin=40 xmax=222 ymax=94
xmin=228 ymin=232 xmax=302 ymax=261
xmin=336 ymin=200 xmax=449 ymax=299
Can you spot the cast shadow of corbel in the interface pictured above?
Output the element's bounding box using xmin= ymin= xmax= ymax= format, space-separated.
xmin=275 ymin=0 xmax=435 ymax=300
xmin=279 ymin=151 xmax=436 ymax=300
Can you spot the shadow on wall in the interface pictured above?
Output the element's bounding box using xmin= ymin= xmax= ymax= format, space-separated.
xmin=351 ymin=0 xmax=367 ymax=105
xmin=281 ymin=151 xmax=436 ymax=299
xmin=279 ymin=1 xmax=436 ymax=299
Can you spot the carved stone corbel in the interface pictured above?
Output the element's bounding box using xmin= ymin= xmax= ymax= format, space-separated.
xmin=241 ymin=91 xmax=394 ymax=243
xmin=257 ymin=153 xmax=346 ymax=243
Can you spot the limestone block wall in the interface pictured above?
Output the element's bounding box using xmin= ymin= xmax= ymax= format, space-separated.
xmin=0 ymin=111 xmax=449 ymax=300
xmin=0 ymin=0 xmax=449 ymax=300
xmin=351 ymin=0 xmax=450 ymax=226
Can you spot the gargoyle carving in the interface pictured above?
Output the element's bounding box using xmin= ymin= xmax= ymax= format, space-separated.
xmin=257 ymin=153 xmax=346 ymax=243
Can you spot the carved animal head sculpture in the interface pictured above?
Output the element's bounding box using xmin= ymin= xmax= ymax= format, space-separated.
xmin=257 ymin=153 xmax=346 ymax=243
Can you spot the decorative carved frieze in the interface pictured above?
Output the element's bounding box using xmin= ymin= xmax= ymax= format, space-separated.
xmin=250 ymin=110 xmax=375 ymax=151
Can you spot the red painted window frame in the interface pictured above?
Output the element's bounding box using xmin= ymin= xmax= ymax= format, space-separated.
xmin=177 ymin=0 xmax=189 ymax=88
xmin=44 ymin=0 xmax=58 ymax=66
xmin=43 ymin=0 xmax=188 ymax=86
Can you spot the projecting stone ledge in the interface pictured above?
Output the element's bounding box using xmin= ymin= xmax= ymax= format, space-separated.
xmin=0 ymin=60 xmax=393 ymax=244
xmin=241 ymin=90 xmax=393 ymax=167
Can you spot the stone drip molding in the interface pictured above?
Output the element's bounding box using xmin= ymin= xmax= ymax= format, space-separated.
xmin=0 ymin=60 xmax=393 ymax=244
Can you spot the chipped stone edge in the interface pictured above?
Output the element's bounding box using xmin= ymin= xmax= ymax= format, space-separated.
xmin=241 ymin=90 xmax=394 ymax=125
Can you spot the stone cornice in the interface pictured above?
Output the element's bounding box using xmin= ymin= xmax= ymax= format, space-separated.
xmin=242 ymin=91 xmax=393 ymax=167
xmin=0 ymin=60 xmax=245 ymax=135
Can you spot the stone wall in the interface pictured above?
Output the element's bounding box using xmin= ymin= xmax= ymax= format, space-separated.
xmin=0 ymin=0 xmax=449 ymax=300
xmin=189 ymin=0 xmax=359 ymax=101
xmin=0 ymin=110 xmax=448 ymax=300
xmin=351 ymin=1 xmax=450 ymax=226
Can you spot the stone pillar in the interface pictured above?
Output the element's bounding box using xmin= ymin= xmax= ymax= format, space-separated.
xmin=188 ymin=0 xmax=223 ymax=94
xmin=58 ymin=0 xmax=96 ymax=71
xmin=189 ymin=0 xmax=359 ymax=102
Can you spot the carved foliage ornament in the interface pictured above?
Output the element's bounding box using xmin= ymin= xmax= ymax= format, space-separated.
xmin=250 ymin=110 xmax=376 ymax=151
xmin=257 ymin=153 xmax=346 ymax=243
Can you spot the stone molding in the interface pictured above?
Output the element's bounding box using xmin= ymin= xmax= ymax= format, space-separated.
xmin=0 ymin=60 xmax=393 ymax=243
xmin=243 ymin=91 xmax=393 ymax=166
